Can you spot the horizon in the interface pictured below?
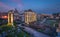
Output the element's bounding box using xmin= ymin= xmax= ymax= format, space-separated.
xmin=0 ymin=0 xmax=60 ymax=14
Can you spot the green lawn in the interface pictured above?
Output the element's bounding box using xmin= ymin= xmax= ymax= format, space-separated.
xmin=0 ymin=24 xmax=31 ymax=37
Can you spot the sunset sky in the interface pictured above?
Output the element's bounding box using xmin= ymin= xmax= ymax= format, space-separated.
xmin=0 ymin=0 xmax=60 ymax=14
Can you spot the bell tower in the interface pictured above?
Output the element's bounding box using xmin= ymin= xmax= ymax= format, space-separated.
xmin=8 ymin=10 xmax=14 ymax=26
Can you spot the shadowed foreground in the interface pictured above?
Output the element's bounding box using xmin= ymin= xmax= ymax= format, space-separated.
xmin=19 ymin=25 xmax=50 ymax=37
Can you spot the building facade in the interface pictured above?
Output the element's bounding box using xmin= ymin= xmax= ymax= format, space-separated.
xmin=8 ymin=10 xmax=14 ymax=25
xmin=24 ymin=9 xmax=37 ymax=24
xmin=0 ymin=9 xmax=21 ymax=25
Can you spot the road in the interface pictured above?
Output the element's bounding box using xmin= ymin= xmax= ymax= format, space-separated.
xmin=40 ymin=18 xmax=47 ymax=24
xmin=18 ymin=25 xmax=50 ymax=37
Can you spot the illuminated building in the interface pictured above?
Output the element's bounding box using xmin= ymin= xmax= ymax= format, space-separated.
xmin=0 ymin=9 xmax=22 ymax=26
xmin=8 ymin=10 xmax=14 ymax=26
xmin=24 ymin=9 xmax=37 ymax=24
xmin=37 ymin=14 xmax=41 ymax=21
xmin=14 ymin=9 xmax=20 ymax=20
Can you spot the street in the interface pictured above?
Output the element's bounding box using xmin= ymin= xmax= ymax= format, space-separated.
xmin=18 ymin=25 xmax=50 ymax=37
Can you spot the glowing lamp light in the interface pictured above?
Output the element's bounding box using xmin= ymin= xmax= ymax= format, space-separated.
xmin=2 ymin=16 xmax=8 ymax=19
xmin=4 ymin=16 xmax=8 ymax=18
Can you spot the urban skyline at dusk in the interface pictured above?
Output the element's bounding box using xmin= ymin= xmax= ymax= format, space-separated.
xmin=0 ymin=0 xmax=60 ymax=14
xmin=0 ymin=0 xmax=60 ymax=37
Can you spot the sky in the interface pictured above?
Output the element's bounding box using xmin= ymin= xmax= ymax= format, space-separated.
xmin=0 ymin=0 xmax=60 ymax=14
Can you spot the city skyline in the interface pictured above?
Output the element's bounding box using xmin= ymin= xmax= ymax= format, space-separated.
xmin=0 ymin=0 xmax=60 ymax=37
xmin=0 ymin=0 xmax=60 ymax=14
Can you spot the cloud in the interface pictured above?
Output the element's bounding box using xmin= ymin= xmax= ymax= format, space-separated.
xmin=17 ymin=4 xmax=22 ymax=7
xmin=11 ymin=0 xmax=23 ymax=6
xmin=12 ymin=0 xmax=21 ymax=3
xmin=0 ymin=2 xmax=14 ymax=11
xmin=0 ymin=0 xmax=23 ymax=11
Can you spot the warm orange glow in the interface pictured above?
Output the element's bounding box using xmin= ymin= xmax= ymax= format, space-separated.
xmin=8 ymin=12 xmax=13 ymax=26
xmin=4 ymin=16 xmax=8 ymax=18
xmin=2 ymin=16 xmax=8 ymax=19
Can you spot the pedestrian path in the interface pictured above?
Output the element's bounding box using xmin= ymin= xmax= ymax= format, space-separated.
xmin=56 ymin=32 xmax=60 ymax=37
